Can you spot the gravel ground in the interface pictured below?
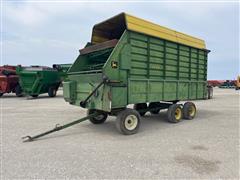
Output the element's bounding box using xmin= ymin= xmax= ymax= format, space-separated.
xmin=1 ymin=88 xmax=239 ymax=179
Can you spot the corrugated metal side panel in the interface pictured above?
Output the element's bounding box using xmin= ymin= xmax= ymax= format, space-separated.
xmin=128 ymin=31 xmax=207 ymax=103
xmin=128 ymin=31 xmax=207 ymax=81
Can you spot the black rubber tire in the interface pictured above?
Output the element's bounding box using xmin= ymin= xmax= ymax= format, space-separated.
xmin=167 ymin=104 xmax=183 ymax=123
xmin=183 ymin=102 xmax=196 ymax=120
xmin=0 ymin=93 xmax=3 ymax=97
xmin=48 ymin=87 xmax=57 ymax=97
xmin=15 ymin=84 xmax=23 ymax=97
xmin=31 ymin=95 xmax=39 ymax=98
xmin=116 ymin=108 xmax=141 ymax=135
xmin=149 ymin=102 xmax=161 ymax=114
xmin=87 ymin=109 xmax=108 ymax=124
xmin=133 ymin=103 xmax=147 ymax=116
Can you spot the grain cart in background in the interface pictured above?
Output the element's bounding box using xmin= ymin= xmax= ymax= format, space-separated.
xmin=23 ymin=13 xmax=210 ymax=142
xmin=0 ymin=65 xmax=22 ymax=97
xmin=17 ymin=64 xmax=71 ymax=98
xmin=52 ymin=63 xmax=72 ymax=82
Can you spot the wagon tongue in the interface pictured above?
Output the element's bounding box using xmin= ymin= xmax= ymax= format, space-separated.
xmin=22 ymin=78 xmax=108 ymax=142
xmin=22 ymin=112 xmax=99 ymax=142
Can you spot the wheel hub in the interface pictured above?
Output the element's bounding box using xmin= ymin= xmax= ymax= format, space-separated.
xmin=189 ymin=106 xmax=196 ymax=116
xmin=125 ymin=115 xmax=138 ymax=130
xmin=175 ymin=108 xmax=181 ymax=120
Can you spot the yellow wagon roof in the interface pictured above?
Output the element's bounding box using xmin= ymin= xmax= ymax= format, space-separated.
xmin=91 ymin=13 xmax=206 ymax=50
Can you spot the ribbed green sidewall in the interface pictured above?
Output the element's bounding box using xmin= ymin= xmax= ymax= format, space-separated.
xmin=127 ymin=31 xmax=207 ymax=103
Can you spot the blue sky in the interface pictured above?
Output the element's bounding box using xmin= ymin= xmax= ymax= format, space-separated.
xmin=1 ymin=1 xmax=239 ymax=80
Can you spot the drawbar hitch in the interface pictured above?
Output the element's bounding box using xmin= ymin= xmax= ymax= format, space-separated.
xmin=22 ymin=112 xmax=98 ymax=142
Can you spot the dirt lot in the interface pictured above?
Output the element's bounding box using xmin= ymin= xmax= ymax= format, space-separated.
xmin=1 ymin=88 xmax=239 ymax=179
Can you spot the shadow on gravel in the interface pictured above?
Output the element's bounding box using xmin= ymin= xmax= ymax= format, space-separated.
xmin=25 ymin=95 xmax=63 ymax=100
xmin=0 ymin=94 xmax=64 ymax=100
xmin=0 ymin=95 xmax=23 ymax=99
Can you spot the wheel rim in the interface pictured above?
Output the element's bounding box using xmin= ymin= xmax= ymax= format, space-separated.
xmin=189 ymin=106 xmax=196 ymax=117
xmin=175 ymin=108 xmax=182 ymax=120
xmin=124 ymin=115 xmax=138 ymax=130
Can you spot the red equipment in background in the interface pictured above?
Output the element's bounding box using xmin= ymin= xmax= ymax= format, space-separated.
xmin=207 ymin=80 xmax=225 ymax=87
xmin=0 ymin=65 xmax=22 ymax=97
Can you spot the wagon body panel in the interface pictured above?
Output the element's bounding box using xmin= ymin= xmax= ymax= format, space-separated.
xmin=63 ymin=73 xmax=111 ymax=112
xmin=64 ymin=13 xmax=209 ymax=112
xmin=103 ymin=31 xmax=207 ymax=107
xmin=125 ymin=31 xmax=208 ymax=104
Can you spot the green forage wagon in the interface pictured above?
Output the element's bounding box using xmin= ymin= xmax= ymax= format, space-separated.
xmin=23 ymin=13 xmax=210 ymax=142
xmin=63 ymin=13 xmax=209 ymax=135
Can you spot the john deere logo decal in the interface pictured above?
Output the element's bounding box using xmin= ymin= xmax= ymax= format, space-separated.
xmin=111 ymin=61 xmax=118 ymax=68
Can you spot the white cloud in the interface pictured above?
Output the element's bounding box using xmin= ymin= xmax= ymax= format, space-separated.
xmin=3 ymin=2 xmax=128 ymax=28
xmin=4 ymin=3 xmax=46 ymax=27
